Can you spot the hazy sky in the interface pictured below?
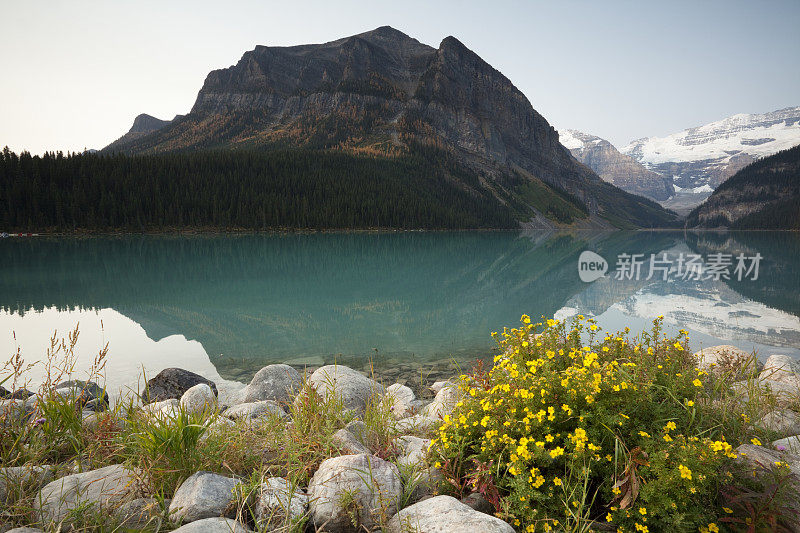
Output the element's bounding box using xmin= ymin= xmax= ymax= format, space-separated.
xmin=1 ymin=0 xmax=798 ymax=154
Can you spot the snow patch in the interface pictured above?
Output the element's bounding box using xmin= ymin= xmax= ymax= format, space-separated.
xmin=623 ymin=107 xmax=800 ymax=165
xmin=559 ymin=130 xmax=584 ymax=150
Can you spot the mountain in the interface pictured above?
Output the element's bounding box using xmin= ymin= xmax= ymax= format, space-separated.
xmin=685 ymin=144 xmax=800 ymax=229
xmin=622 ymin=107 xmax=800 ymax=211
xmin=103 ymin=26 xmax=678 ymax=229
xmin=559 ymin=130 xmax=674 ymax=201
xmin=104 ymin=113 xmax=180 ymax=152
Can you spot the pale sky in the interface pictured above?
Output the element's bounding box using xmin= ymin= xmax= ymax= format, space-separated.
xmin=1 ymin=0 xmax=798 ymax=155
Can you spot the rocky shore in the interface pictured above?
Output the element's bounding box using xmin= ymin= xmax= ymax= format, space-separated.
xmin=0 ymin=362 xmax=509 ymax=532
xmin=3 ymin=344 xmax=800 ymax=531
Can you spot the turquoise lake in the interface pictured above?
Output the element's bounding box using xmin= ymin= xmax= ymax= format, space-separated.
xmin=1 ymin=231 xmax=799 ymax=397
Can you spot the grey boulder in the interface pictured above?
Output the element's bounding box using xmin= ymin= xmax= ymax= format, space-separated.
xmin=238 ymin=364 xmax=302 ymax=405
xmin=736 ymin=444 xmax=800 ymax=477
xmin=8 ymin=389 xmax=34 ymax=400
xmin=114 ymin=497 xmax=167 ymax=529
xmin=386 ymin=495 xmax=514 ymax=533
xmin=169 ymin=471 xmax=240 ymax=524
xmin=694 ymin=345 xmax=755 ymax=377
xmin=343 ymin=420 xmax=378 ymax=446
xmin=406 ymin=467 xmax=443 ymax=504
xmin=461 ymin=492 xmax=495 ymax=515
xmin=303 ymin=365 xmax=384 ymax=415
xmin=169 ymin=517 xmax=252 ymax=532
xmin=423 ymin=384 xmax=462 ymax=419
xmin=731 ymin=379 xmax=800 ymax=405
xmin=395 ymin=436 xmax=431 ymax=468
xmin=180 ymin=383 xmax=217 ymax=414
xmin=773 ymin=435 xmax=800 ymax=454
xmin=55 ymin=380 xmax=109 ymax=409
xmin=396 ymin=414 xmax=440 ymax=435
xmin=254 ymin=477 xmax=308 ymax=530
xmin=761 ymin=354 xmax=800 ymax=385
xmin=35 ymin=464 xmax=140 ymax=527
xmin=0 ymin=464 xmax=54 ymax=501
xmin=430 ymin=381 xmax=456 ymax=394
xmin=381 ymin=383 xmax=419 ymax=419
xmin=0 ymin=399 xmax=33 ymax=426
xmin=308 ymin=454 xmax=401 ymax=532
xmin=223 ymin=400 xmax=285 ymax=421
xmin=332 ymin=428 xmax=371 ymax=455
xmin=144 ymin=368 xmax=217 ymax=404
xmin=757 ymin=409 xmax=800 ymax=437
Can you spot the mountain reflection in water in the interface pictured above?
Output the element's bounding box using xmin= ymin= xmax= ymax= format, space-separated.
xmin=1 ymin=231 xmax=798 ymax=393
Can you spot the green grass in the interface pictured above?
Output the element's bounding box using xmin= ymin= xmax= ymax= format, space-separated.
xmin=514 ymin=178 xmax=589 ymax=224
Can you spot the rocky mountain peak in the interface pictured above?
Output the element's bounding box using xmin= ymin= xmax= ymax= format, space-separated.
xmin=352 ymin=25 xmax=419 ymax=45
xmin=558 ymin=129 xmax=674 ymax=202
xmin=103 ymin=113 xmax=174 ymax=153
xmin=102 ymin=28 xmax=678 ymax=229
xmin=622 ymin=106 xmax=800 ymax=209
xmin=129 ymin=114 xmax=170 ymax=134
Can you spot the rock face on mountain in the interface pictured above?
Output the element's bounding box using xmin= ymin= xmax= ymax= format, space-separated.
xmin=104 ymin=26 xmax=677 ymax=229
xmin=560 ymin=130 xmax=674 ymax=201
xmin=104 ymin=113 xmax=178 ymax=152
xmin=622 ymin=107 xmax=800 ymax=210
xmin=130 ymin=114 xmax=172 ymax=134
xmin=685 ymin=144 xmax=800 ymax=229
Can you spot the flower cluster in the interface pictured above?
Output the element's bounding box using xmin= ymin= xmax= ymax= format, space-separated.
xmin=430 ymin=316 xmax=737 ymax=532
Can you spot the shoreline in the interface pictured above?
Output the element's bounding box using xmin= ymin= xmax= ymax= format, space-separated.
xmin=4 ymin=319 xmax=800 ymax=531
xmin=3 ymin=227 xmax=800 ymax=238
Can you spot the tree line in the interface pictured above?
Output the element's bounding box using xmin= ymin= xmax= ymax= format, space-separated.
xmin=685 ymin=144 xmax=800 ymax=230
xmin=0 ymin=147 xmax=518 ymax=232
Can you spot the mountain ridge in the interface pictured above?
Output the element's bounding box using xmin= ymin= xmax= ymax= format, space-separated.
xmin=622 ymin=106 xmax=800 ymax=211
xmin=685 ymin=144 xmax=800 ymax=230
xmin=102 ymin=26 xmax=678 ymax=229
xmin=104 ymin=113 xmax=182 ymax=152
xmin=558 ymin=129 xmax=674 ymax=202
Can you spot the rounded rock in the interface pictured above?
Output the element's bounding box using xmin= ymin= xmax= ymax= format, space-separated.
xmin=180 ymin=383 xmax=217 ymax=414
xmin=381 ymin=383 xmax=418 ymax=419
xmin=144 ymin=368 xmax=217 ymax=404
xmin=0 ymin=465 xmax=54 ymax=502
xmin=332 ymin=428 xmax=371 ymax=455
xmin=239 ymin=364 xmax=302 ymax=405
xmin=396 ymin=414 xmax=440 ymax=435
xmin=35 ymin=464 xmax=141 ymax=527
xmin=169 ymin=517 xmax=252 ymax=533
xmin=757 ymin=409 xmax=800 ymax=437
xmin=114 ymin=497 xmax=165 ymax=529
xmin=761 ymin=354 xmax=800 ymax=385
xmin=223 ymin=400 xmax=284 ymax=421
xmin=395 ymin=435 xmax=431 ymax=468
xmin=304 ymin=365 xmax=384 ymax=416
xmin=55 ymin=380 xmax=109 ymax=408
xmin=308 ymin=454 xmax=401 ymax=532
xmin=254 ymin=477 xmax=308 ymax=530
xmin=694 ymin=345 xmax=755 ymax=377
xmin=168 ymin=471 xmax=241 ymax=524
xmin=386 ymin=495 xmax=514 ymax=532
xmin=423 ymin=384 xmax=462 ymax=419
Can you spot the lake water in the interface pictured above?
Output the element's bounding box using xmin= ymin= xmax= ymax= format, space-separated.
xmin=2 ymin=231 xmax=799 ymax=398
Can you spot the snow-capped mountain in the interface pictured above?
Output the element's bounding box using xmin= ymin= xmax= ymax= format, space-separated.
xmin=559 ymin=130 xmax=674 ymax=201
xmin=622 ymin=106 xmax=800 ymax=194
